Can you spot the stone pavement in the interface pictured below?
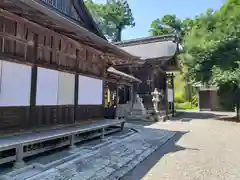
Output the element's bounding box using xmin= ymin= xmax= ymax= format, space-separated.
xmin=122 ymin=111 xmax=240 ymax=180
xmin=0 ymin=124 xmax=176 ymax=180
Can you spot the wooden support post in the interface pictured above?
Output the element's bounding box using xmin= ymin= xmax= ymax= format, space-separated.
xmin=14 ymin=145 xmax=25 ymax=169
xmin=115 ymin=85 xmax=119 ymax=120
xmin=171 ymin=73 xmax=175 ymax=116
xmin=130 ymin=85 xmax=134 ymax=109
xmin=165 ymin=75 xmax=169 ymax=119
xmin=29 ymin=33 xmax=38 ymax=128
xmin=151 ymin=69 xmax=155 ymax=91
xmin=102 ymin=80 xmax=105 ymax=118
xmin=74 ymin=50 xmax=80 ymax=123
xmin=102 ymin=58 xmax=106 ymax=119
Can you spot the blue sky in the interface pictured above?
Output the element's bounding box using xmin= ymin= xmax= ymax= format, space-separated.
xmin=94 ymin=0 xmax=224 ymax=40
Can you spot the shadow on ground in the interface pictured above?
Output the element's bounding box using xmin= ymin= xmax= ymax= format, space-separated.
xmin=127 ymin=111 xmax=228 ymax=125
xmin=120 ymin=111 xmax=238 ymax=180
xmin=167 ymin=111 xmax=239 ymax=123
xmin=120 ymin=130 xmax=198 ymax=180
xmin=216 ymin=116 xmax=239 ymax=122
xmin=0 ymin=126 xmax=181 ymax=180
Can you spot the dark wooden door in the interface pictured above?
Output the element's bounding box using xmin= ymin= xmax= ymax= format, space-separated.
xmin=199 ymin=90 xmax=211 ymax=110
xmin=104 ymin=106 xmax=116 ymax=119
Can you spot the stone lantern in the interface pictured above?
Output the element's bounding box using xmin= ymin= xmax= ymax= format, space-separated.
xmin=151 ymin=88 xmax=161 ymax=113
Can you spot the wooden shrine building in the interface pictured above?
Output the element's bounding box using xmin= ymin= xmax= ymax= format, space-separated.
xmin=114 ymin=35 xmax=180 ymax=117
xmin=0 ymin=0 xmax=142 ymax=167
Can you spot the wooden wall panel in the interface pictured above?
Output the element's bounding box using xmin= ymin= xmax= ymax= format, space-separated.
xmin=0 ymin=14 xmax=107 ymax=78
xmin=31 ymin=105 xmax=74 ymax=128
xmin=0 ymin=105 xmax=75 ymax=134
xmin=76 ymin=105 xmax=104 ymax=122
xmin=0 ymin=106 xmax=29 ymax=134
xmin=57 ymin=105 xmax=75 ymax=124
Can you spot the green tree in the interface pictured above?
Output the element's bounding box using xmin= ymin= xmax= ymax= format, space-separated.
xmin=182 ymin=0 xmax=240 ymax=118
xmin=150 ymin=0 xmax=240 ymax=117
xmin=149 ymin=14 xmax=197 ymax=42
xmin=85 ymin=0 xmax=135 ymax=41
xmin=149 ymin=14 xmax=182 ymax=37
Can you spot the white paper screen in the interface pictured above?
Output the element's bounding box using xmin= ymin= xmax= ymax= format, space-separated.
xmin=58 ymin=71 xmax=75 ymax=105
xmin=78 ymin=75 xmax=103 ymax=105
xmin=36 ymin=67 xmax=59 ymax=105
xmin=0 ymin=61 xmax=31 ymax=106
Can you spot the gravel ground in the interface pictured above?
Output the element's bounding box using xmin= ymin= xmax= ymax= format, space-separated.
xmin=122 ymin=111 xmax=240 ymax=180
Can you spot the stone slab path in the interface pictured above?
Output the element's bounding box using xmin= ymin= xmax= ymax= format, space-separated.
xmin=0 ymin=124 xmax=175 ymax=180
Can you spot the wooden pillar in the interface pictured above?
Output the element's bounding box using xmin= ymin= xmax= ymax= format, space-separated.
xmin=130 ymin=84 xmax=134 ymax=108
xmin=74 ymin=50 xmax=80 ymax=123
xmin=102 ymin=57 xmax=106 ymax=118
xmin=151 ymin=69 xmax=155 ymax=91
xmin=165 ymin=74 xmax=169 ymax=118
xmin=29 ymin=33 xmax=38 ymax=128
xmin=123 ymin=85 xmax=126 ymax=103
xmin=170 ymin=73 xmax=175 ymax=116
xmin=115 ymin=84 xmax=119 ymax=119
xmin=102 ymin=80 xmax=105 ymax=118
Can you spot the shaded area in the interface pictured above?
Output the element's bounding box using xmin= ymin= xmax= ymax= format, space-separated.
xmin=0 ymin=125 xmax=177 ymax=180
xmin=216 ymin=116 xmax=239 ymax=122
xmin=0 ymin=127 xmax=132 ymax=175
xmin=126 ymin=120 xmax=157 ymax=127
xmin=171 ymin=110 xmax=234 ymax=122
xmin=126 ymin=111 xmax=227 ymax=125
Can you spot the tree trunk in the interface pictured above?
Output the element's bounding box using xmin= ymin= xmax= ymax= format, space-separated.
xmin=113 ymin=27 xmax=122 ymax=42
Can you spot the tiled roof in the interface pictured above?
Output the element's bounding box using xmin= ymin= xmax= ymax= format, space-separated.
xmin=107 ymin=67 xmax=142 ymax=83
xmin=114 ymin=34 xmax=179 ymax=60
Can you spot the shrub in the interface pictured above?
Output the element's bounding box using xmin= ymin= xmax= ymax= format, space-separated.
xmin=175 ymin=92 xmax=185 ymax=103
xmin=191 ymin=95 xmax=198 ymax=106
xmin=175 ymin=101 xmax=197 ymax=110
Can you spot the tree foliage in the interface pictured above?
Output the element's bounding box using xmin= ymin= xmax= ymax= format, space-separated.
xmin=149 ymin=14 xmax=196 ymax=42
xmin=85 ymin=0 xmax=135 ymax=41
xmin=183 ymin=0 xmax=240 ymax=86
xmin=150 ymin=0 xmax=240 ymax=114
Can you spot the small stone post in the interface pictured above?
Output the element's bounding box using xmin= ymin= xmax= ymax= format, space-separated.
xmin=14 ymin=144 xmax=25 ymax=169
xmin=69 ymin=134 xmax=76 ymax=149
xmin=101 ymin=127 xmax=105 ymax=140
